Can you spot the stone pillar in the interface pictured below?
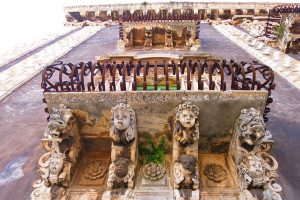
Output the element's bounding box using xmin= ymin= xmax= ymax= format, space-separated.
xmin=242 ymin=9 xmax=247 ymax=15
xmin=254 ymin=9 xmax=259 ymax=16
xmin=231 ymin=9 xmax=236 ymax=15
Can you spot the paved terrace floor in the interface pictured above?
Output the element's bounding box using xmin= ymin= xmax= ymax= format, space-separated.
xmin=0 ymin=24 xmax=299 ymax=200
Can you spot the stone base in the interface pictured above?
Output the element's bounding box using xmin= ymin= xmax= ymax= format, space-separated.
xmin=174 ymin=189 xmax=199 ymax=200
xmin=102 ymin=188 xmax=135 ymax=200
xmin=134 ymin=169 xmax=173 ymax=200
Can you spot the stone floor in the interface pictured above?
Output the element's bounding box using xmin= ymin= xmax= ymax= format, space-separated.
xmin=0 ymin=26 xmax=104 ymax=101
xmin=0 ymin=26 xmax=78 ymax=68
xmin=214 ymin=24 xmax=300 ymax=89
xmin=0 ymin=24 xmax=299 ymax=200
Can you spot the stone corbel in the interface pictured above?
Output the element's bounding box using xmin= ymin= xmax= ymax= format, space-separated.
xmin=230 ymin=108 xmax=282 ymax=200
xmin=124 ymin=27 xmax=133 ymax=48
xmin=144 ymin=26 xmax=153 ymax=48
xmin=106 ymin=103 xmax=137 ymax=194
xmin=172 ymin=102 xmax=200 ymax=200
xmin=31 ymin=104 xmax=82 ymax=199
xmin=165 ymin=26 xmax=173 ymax=48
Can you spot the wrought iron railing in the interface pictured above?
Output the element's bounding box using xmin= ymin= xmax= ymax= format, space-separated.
xmin=121 ymin=13 xmax=200 ymax=22
xmin=264 ymin=5 xmax=300 ymax=39
xmin=41 ymin=59 xmax=275 ymax=121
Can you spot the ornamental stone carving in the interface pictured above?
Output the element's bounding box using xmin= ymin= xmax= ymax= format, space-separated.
xmin=165 ymin=26 xmax=173 ymax=47
xmin=39 ymin=104 xmax=81 ymax=187
xmin=238 ymin=152 xmax=282 ymax=200
xmin=39 ymin=152 xmax=70 ymax=187
xmin=83 ymin=161 xmax=107 ymax=180
xmin=231 ymin=108 xmax=282 ymax=200
xmin=236 ymin=108 xmax=273 ymax=151
xmin=124 ymin=27 xmax=133 ymax=48
xmin=32 ymin=104 xmax=82 ymax=199
xmin=204 ymin=164 xmax=227 ymax=183
xmin=173 ymin=102 xmax=200 ymax=199
xmin=144 ymin=26 xmax=153 ymax=48
xmin=174 ymin=155 xmax=198 ymax=190
xmin=174 ymin=102 xmax=199 ymax=146
xmin=110 ymin=103 xmax=137 ymax=163
xmin=185 ymin=27 xmax=193 ymax=47
xmin=142 ymin=163 xmax=166 ymax=181
xmin=110 ymin=103 xmax=136 ymax=146
xmin=107 ymin=157 xmax=135 ymax=189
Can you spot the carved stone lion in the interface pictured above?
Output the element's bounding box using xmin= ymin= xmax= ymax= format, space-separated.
xmin=165 ymin=26 xmax=173 ymax=47
xmin=107 ymin=158 xmax=135 ymax=189
xmin=144 ymin=26 xmax=153 ymax=48
xmin=174 ymin=102 xmax=199 ymax=146
xmin=110 ymin=103 xmax=136 ymax=146
xmin=174 ymin=155 xmax=198 ymax=189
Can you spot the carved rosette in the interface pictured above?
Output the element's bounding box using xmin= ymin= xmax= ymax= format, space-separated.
xmin=204 ymin=164 xmax=227 ymax=183
xmin=142 ymin=163 xmax=166 ymax=181
xmin=83 ymin=161 xmax=107 ymax=180
xmin=232 ymin=108 xmax=282 ymax=200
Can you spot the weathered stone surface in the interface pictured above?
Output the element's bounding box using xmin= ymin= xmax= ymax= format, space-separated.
xmin=45 ymin=90 xmax=267 ymax=154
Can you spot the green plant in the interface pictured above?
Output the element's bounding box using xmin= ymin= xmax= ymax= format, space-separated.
xmin=141 ymin=1 xmax=148 ymax=7
xmin=138 ymin=136 xmax=165 ymax=164
xmin=275 ymin=22 xmax=287 ymax=39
